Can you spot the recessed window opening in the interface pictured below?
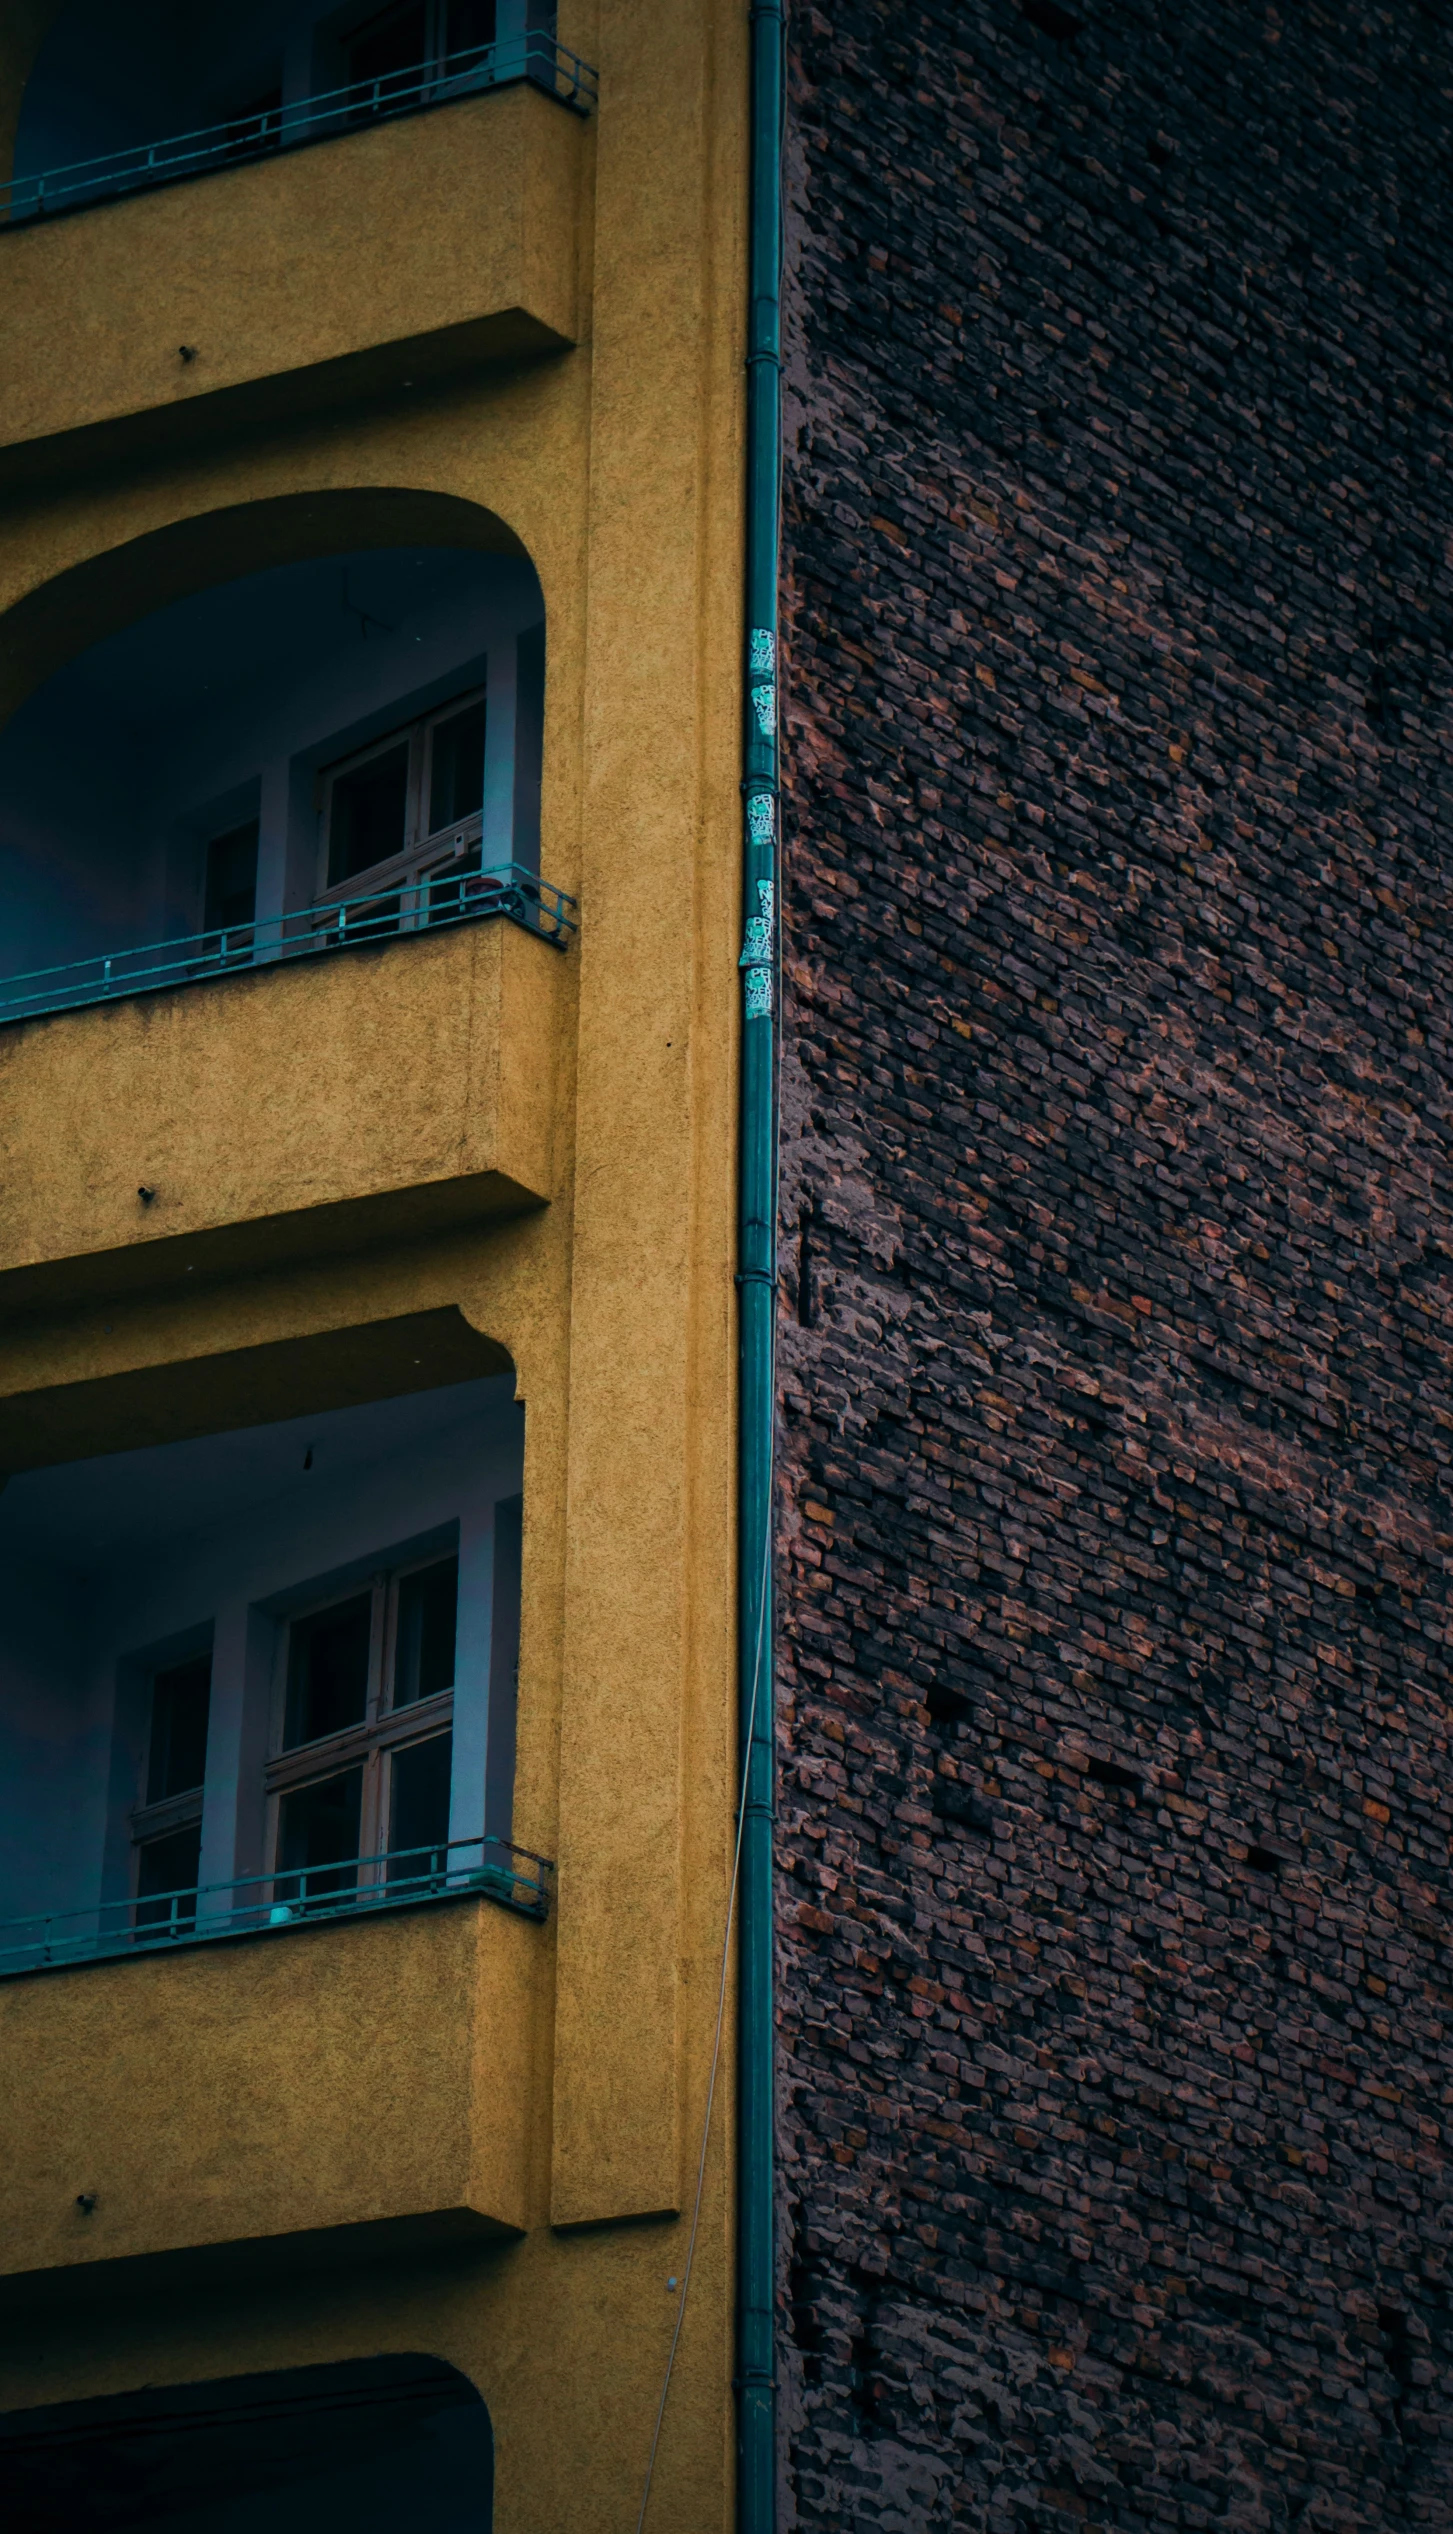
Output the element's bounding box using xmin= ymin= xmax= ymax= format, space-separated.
xmin=0 ymin=1369 xmax=536 ymax=1976
xmin=335 ymin=0 xmax=506 ymax=112
xmin=132 ymin=1650 xmax=213 ymax=1934
xmin=203 ymin=817 xmax=260 ymax=938
xmin=147 ymin=1653 xmax=213 ymax=1801
xmin=349 ymin=0 xmax=432 ymax=93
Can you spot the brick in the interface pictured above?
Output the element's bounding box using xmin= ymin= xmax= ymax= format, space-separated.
xmin=776 ymin=4 xmax=1453 ymax=2526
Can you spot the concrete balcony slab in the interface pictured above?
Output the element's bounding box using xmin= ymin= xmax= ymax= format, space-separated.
xmin=0 ymin=914 xmax=565 ymax=1317
xmin=0 ymin=82 xmax=586 ymax=495
xmin=0 ymin=1890 xmax=539 ymax=2292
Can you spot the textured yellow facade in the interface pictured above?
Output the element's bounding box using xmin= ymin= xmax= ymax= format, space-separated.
xmin=0 ymin=3 xmax=745 ymax=2524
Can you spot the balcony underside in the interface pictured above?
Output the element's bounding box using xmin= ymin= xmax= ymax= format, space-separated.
xmin=0 ymin=2205 xmax=512 ymax=2319
xmin=0 ymin=306 xmax=570 ymax=504
xmin=0 ymin=2205 xmax=516 ymax=2320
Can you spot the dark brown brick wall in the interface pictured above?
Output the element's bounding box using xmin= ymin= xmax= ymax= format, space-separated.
xmin=775 ymin=4 xmax=1453 ymax=2526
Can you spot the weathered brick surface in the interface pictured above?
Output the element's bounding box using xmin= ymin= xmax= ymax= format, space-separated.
xmin=775 ymin=4 xmax=1453 ymax=2526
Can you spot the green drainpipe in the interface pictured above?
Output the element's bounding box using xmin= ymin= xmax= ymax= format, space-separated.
xmin=737 ymin=0 xmax=784 ymax=2525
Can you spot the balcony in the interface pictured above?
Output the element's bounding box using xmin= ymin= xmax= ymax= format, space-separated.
xmin=2 ymin=27 xmax=596 ymax=225
xmin=0 ymin=1883 xmax=543 ymax=2294
xmin=0 ymin=1834 xmax=550 ymax=1979
xmin=0 ymin=529 xmax=568 ymax=1309
xmin=0 ymin=855 xmax=574 ymax=1028
xmin=0 ymin=22 xmax=593 ymax=491
xmin=0 ymin=906 xmax=568 ymax=1312
xmin=0 ymin=1360 xmax=543 ymax=2291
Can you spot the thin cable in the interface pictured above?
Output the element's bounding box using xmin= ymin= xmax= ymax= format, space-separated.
xmin=634 ymin=1406 xmax=776 ymax=2533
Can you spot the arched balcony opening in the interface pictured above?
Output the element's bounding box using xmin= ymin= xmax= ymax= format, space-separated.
xmin=0 ymin=499 xmax=562 ymax=1028
xmin=0 ymin=1309 xmax=538 ymax=1977
xmin=0 ymin=2357 xmax=494 ymax=2528
xmin=6 ymin=0 xmax=591 ymax=224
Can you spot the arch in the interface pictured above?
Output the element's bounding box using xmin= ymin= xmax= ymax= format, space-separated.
xmin=0 ymin=488 xmax=550 ymax=1010
xmin=0 ymin=485 xmax=530 ymax=732
xmin=0 ymin=2353 xmax=494 ymax=2531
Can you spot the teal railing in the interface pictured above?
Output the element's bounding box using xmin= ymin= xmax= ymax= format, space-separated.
xmin=0 ymin=1833 xmax=552 ymax=1978
xmin=0 ymin=860 xmax=575 ymax=1028
xmin=2 ymin=31 xmax=597 ymax=225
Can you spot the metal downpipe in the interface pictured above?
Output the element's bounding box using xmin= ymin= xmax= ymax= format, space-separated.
xmin=736 ymin=0 xmax=784 ymax=2527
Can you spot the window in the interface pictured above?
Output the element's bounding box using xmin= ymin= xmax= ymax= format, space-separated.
xmin=343 ymin=0 xmax=498 ymax=105
xmin=347 ymin=0 xmax=430 ymax=100
xmin=132 ymin=1653 xmax=212 ymax=1934
xmin=444 ymin=1 xmax=499 ymax=73
xmin=319 ymin=687 xmax=486 ymax=896
xmin=203 ymin=819 xmax=259 ymax=938
xmin=267 ymin=1554 xmax=458 ymax=1911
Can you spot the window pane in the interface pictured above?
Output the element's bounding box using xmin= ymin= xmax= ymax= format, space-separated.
xmin=388 ymin=1733 xmax=452 ymax=1882
xmin=147 ymin=1655 xmax=212 ymax=1803
xmin=284 ymin=1594 xmax=371 ymax=1749
xmin=348 ymin=0 xmax=428 ymax=91
xmin=276 ymin=1769 xmax=364 ymax=1907
xmin=203 ymin=820 xmax=258 ymax=934
xmin=446 ymin=0 xmax=497 ymax=66
xmin=393 ymin=1557 xmax=458 ymax=1707
xmin=327 ymin=741 xmax=410 ymax=886
xmin=136 ymin=1824 xmax=202 ymax=1935
xmin=426 ymin=699 xmax=486 ymax=836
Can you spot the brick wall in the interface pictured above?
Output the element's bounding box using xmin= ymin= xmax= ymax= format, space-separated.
xmin=776 ymin=4 xmax=1453 ymax=2526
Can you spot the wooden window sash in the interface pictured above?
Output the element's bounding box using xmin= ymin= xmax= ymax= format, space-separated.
xmin=263 ymin=1685 xmax=454 ymax=1800
xmin=266 ymin=1552 xmax=459 ymax=1871
xmin=315 ymin=684 xmax=487 ymax=898
xmin=130 ymin=1787 xmax=205 ymax=1844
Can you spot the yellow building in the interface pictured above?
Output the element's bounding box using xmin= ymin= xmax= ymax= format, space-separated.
xmin=0 ymin=5 xmax=758 ymax=2524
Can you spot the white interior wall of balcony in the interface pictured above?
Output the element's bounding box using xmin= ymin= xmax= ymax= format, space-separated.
xmin=0 ymin=546 xmax=544 ymax=983
xmin=14 ymin=0 xmax=546 ymax=178
xmin=0 ymin=1375 xmax=523 ymax=1936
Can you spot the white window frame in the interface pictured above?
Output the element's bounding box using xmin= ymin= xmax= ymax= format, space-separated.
xmin=314 ymin=684 xmax=487 ymax=909
xmin=264 ymin=1551 xmax=459 ymax=1882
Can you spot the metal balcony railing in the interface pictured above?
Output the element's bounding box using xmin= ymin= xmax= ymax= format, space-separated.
xmin=1 ymin=31 xmax=598 ymax=226
xmin=0 ymin=1833 xmax=553 ymax=1978
xmin=0 ymin=858 xmax=576 ymax=1029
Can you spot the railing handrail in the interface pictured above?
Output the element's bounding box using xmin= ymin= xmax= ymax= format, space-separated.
xmin=0 ymin=859 xmax=576 ymax=1028
xmin=2 ymin=31 xmax=598 ymax=224
xmin=0 ymin=1832 xmax=553 ymax=1978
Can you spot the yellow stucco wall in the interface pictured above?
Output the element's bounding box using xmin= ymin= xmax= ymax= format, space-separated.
xmin=0 ymin=1 xmax=746 ymax=2524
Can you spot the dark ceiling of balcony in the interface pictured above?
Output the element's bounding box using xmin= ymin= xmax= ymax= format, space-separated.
xmin=0 ymin=1373 xmax=516 ymax=1577
xmin=30 ymin=546 xmax=517 ymax=739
